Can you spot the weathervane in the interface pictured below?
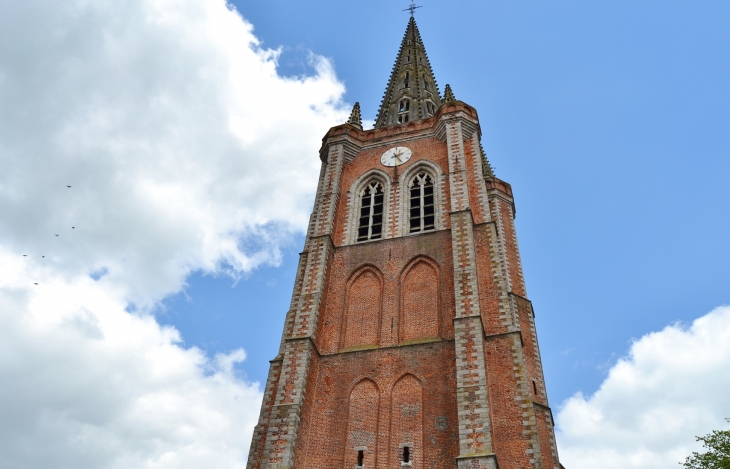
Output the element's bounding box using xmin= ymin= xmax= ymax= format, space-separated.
xmin=403 ymin=0 xmax=422 ymax=17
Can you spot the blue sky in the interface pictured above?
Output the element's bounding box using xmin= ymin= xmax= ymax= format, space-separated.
xmin=161 ymin=0 xmax=730 ymax=405
xmin=1 ymin=1 xmax=728 ymax=468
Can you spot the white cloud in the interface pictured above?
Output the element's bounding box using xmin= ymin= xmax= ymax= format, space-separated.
xmin=0 ymin=0 xmax=348 ymax=304
xmin=0 ymin=0 xmax=348 ymax=467
xmin=556 ymin=306 xmax=730 ymax=469
xmin=0 ymin=249 xmax=262 ymax=469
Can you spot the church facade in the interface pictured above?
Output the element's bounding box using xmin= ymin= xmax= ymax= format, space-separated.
xmin=247 ymin=17 xmax=563 ymax=469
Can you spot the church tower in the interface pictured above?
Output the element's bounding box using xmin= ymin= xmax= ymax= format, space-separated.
xmin=247 ymin=16 xmax=563 ymax=469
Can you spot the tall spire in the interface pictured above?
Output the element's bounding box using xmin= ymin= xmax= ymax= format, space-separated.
xmin=374 ymin=17 xmax=442 ymax=128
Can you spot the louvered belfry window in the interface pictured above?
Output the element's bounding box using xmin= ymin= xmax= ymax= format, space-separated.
xmin=357 ymin=181 xmax=384 ymax=242
xmin=409 ymin=172 xmax=435 ymax=233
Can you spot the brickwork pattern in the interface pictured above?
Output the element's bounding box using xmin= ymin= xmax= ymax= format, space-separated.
xmin=444 ymin=120 xmax=469 ymax=212
xmin=486 ymin=197 xmax=519 ymax=332
xmin=464 ymin=134 xmax=491 ymax=225
xmin=342 ymin=268 xmax=382 ymax=349
xmin=335 ymin=136 xmax=451 ymax=247
xmin=248 ymin=102 xmax=562 ymax=469
xmin=247 ymin=360 xmax=282 ymax=469
xmin=454 ymin=315 xmax=493 ymax=456
xmin=345 ymin=379 xmax=380 ymax=467
xmin=316 ymin=231 xmax=455 ymax=355
xmin=401 ymin=259 xmax=440 ymax=342
xmin=457 ymin=456 xmax=498 ymax=469
xmin=296 ymin=343 xmax=459 ymax=469
xmin=390 ymin=374 xmax=424 ymax=468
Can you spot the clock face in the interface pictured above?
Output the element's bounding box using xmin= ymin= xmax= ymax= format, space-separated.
xmin=380 ymin=146 xmax=412 ymax=167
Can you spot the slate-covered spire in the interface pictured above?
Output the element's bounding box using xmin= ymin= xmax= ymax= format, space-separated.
xmin=346 ymin=102 xmax=363 ymax=129
xmin=374 ymin=17 xmax=442 ymax=128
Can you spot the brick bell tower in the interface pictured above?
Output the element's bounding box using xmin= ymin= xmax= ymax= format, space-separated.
xmin=247 ymin=15 xmax=563 ymax=469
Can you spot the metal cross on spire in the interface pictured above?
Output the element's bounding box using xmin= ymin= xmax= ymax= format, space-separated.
xmin=403 ymin=0 xmax=422 ymax=17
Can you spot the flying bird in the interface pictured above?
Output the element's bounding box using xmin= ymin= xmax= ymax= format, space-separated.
xmin=72 ymin=227 xmax=75 ymax=229
xmin=67 ymin=185 xmax=72 ymax=188
xmin=34 ymin=283 xmax=38 ymax=285
xmin=55 ymin=234 xmax=59 ymax=237
xmin=23 ymin=254 xmax=27 ymax=257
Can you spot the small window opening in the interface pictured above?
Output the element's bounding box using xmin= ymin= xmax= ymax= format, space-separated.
xmin=532 ymin=380 xmax=538 ymax=395
xmin=404 ymin=72 xmax=410 ymax=88
xmin=403 ymin=446 xmax=411 ymax=463
xmin=357 ymin=181 xmax=384 ymax=242
xmin=357 ymin=450 xmax=364 ymax=467
xmin=424 ymin=77 xmax=430 ymax=91
xmin=409 ymin=172 xmax=435 ymax=233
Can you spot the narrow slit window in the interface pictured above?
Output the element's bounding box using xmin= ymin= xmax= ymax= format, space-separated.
xmin=403 ymin=446 xmax=411 ymax=463
xmin=357 ymin=181 xmax=384 ymax=242
xmin=409 ymin=172 xmax=436 ymax=233
xmin=404 ymin=71 xmax=410 ymax=88
xmin=357 ymin=450 xmax=364 ymax=467
xmin=532 ymin=380 xmax=538 ymax=395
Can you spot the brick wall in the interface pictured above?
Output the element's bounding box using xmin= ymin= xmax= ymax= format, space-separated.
xmin=247 ymin=103 xmax=561 ymax=469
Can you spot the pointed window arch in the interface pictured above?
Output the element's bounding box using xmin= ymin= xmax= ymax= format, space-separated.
xmin=404 ymin=71 xmax=410 ymax=88
xmin=357 ymin=181 xmax=384 ymax=242
xmin=409 ymin=172 xmax=435 ymax=233
xmin=390 ymin=375 xmax=423 ymax=468
xmin=345 ymin=379 xmax=379 ymax=468
xmin=425 ymin=101 xmax=435 ymax=116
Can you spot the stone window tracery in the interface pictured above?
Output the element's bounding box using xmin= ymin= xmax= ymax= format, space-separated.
xmin=357 ymin=181 xmax=384 ymax=242
xmin=408 ymin=172 xmax=435 ymax=233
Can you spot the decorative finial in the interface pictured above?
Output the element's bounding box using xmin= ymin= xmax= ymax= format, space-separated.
xmin=403 ymin=0 xmax=422 ymax=17
xmin=480 ymin=143 xmax=496 ymax=179
xmin=443 ymin=84 xmax=455 ymax=103
xmin=347 ymin=102 xmax=363 ymax=129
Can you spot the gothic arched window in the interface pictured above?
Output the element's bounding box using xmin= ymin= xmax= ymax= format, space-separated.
xmin=409 ymin=172 xmax=435 ymax=233
xmin=398 ymin=99 xmax=410 ymax=124
xmin=425 ymin=101 xmax=435 ymax=116
xmin=357 ymin=181 xmax=384 ymax=242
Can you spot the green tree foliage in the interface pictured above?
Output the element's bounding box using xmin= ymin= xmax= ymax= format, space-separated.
xmin=683 ymin=419 xmax=730 ymax=469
